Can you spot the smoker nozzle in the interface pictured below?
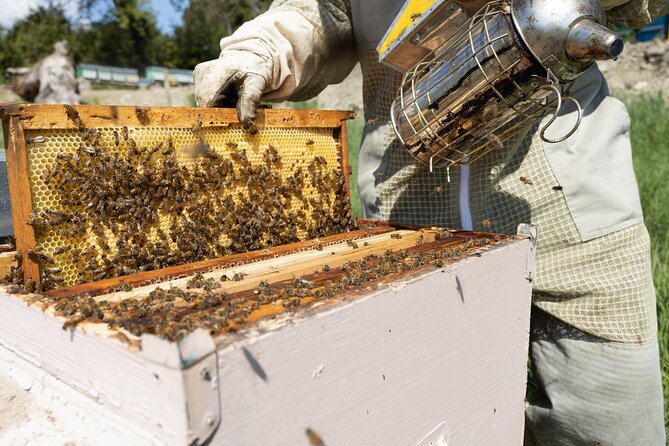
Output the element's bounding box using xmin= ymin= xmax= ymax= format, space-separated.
xmin=565 ymin=19 xmax=624 ymax=61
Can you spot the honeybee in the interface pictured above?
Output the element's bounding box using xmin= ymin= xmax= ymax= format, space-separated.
xmin=519 ymin=176 xmax=533 ymax=185
xmin=390 ymin=233 xmax=403 ymax=239
xmin=135 ymin=106 xmax=150 ymax=124
xmin=482 ymin=219 xmax=491 ymax=229
xmin=305 ymin=139 xmax=315 ymax=146
xmin=63 ymin=104 xmax=84 ymax=130
xmin=232 ymin=272 xmax=247 ymax=281
xmin=81 ymin=145 xmax=97 ymax=155
xmin=121 ymin=126 xmax=129 ymax=141
xmin=113 ymin=130 xmax=120 ymax=146
xmin=26 ymin=136 xmax=46 ymax=144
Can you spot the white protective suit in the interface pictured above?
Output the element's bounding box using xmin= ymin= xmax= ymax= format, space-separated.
xmin=15 ymin=41 xmax=80 ymax=104
xmin=194 ymin=1 xmax=667 ymax=444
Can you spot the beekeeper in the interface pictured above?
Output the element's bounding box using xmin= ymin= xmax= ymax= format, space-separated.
xmin=9 ymin=40 xmax=80 ymax=104
xmin=194 ymin=1 xmax=667 ymax=444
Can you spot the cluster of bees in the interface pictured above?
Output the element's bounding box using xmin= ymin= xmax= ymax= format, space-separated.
xmin=46 ymin=238 xmax=491 ymax=340
xmin=20 ymin=118 xmax=355 ymax=290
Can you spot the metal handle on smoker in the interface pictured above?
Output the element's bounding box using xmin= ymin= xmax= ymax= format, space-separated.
xmin=538 ymin=84 xmax=583 ymax=144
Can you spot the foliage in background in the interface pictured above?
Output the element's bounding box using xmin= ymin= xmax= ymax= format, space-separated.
xmin=623 ymin=94 xmax=669 ymax=429
xmin=74 ymin=0 xmax=166 ymax=70
xmin=0 ymin=3 xmax=74 ymax=69
xmin=0 ymin=0 xmax=272 ymax=72
xmin=171 ymin=0 xmax=272 ymax=68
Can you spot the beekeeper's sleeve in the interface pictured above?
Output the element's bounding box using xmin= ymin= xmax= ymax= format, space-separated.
xmin=602 ymin=0 xmax=669 ymax=28
xmin=218 ymin=0 xmax=356 ymax=102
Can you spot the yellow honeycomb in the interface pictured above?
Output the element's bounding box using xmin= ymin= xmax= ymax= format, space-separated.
xmin=24 ymin=123 xmax=350 ymax=287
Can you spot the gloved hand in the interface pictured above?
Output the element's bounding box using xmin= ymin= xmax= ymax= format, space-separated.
xmin=194 ymin=47 xmax=273 ymax=127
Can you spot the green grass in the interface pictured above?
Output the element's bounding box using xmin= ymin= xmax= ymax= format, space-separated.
xmin=623 ymin=94 xmax=669 ymax=430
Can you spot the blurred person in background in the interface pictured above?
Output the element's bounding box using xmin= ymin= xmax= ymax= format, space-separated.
xmin=6 ymin=40 xmax=80 ymax=104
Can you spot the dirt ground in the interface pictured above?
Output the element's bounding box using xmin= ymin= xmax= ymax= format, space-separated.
xmin=598 ymin=39 xmax=669 ymax=96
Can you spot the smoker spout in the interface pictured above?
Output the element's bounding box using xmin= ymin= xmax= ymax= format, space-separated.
xmin=566 ymin=19 xmax=624 ymax=61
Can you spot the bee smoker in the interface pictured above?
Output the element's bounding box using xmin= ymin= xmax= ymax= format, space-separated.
xmin=379 ymin=0 xmax=624 ymax=170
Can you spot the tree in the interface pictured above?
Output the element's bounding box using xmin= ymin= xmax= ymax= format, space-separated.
xmin=2 ymin=2 xmax=74 ymax=68
xmin=75 ymin=0 xmax=164 ymax=69
xmin=172 ymin=0 xmax=272 ymax=69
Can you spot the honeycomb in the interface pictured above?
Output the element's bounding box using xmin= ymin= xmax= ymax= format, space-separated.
xmin=24 ymin=122 xmax=353 ymax=288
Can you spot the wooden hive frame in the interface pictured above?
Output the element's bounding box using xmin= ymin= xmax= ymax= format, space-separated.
xmin=0 ymin=104 xmax=354 ymax=289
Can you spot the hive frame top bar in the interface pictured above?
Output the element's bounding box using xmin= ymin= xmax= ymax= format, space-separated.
xmin=0 ymin=104 xmax=355 ymax=130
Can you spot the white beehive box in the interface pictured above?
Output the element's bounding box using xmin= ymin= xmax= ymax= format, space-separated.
xmin=0 ymin=224 xmax=536 ymax=446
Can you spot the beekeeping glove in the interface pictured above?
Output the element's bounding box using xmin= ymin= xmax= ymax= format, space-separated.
xmin=195 ymin=6 xmax=355 ymax=126
xmin=194 ymin=46 xmax=273 ymax=127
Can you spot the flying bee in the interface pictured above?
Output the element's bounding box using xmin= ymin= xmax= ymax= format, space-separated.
xmin=519 ymin=176 xmax=533 ymax=185
xmin=113 ymin=130 xmax=120 ymax=146
xmin=482 ymin=219 xmax=491 ymax=229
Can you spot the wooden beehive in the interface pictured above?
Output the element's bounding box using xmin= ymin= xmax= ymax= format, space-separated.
xmin=0 ymin=223 xmax=536 ymax=445
xmin=0 ymin=103 xmax=537 ymax=445
xmin=0 ymin=104 xmax=354 ymax=289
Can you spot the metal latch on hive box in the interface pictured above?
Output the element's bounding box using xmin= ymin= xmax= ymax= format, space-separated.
xmin=141 ymin=329 xmax=221 ymax=445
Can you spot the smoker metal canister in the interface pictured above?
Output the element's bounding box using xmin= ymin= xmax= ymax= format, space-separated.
xmin=390 ymin=0 xmax=623 ymax=170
